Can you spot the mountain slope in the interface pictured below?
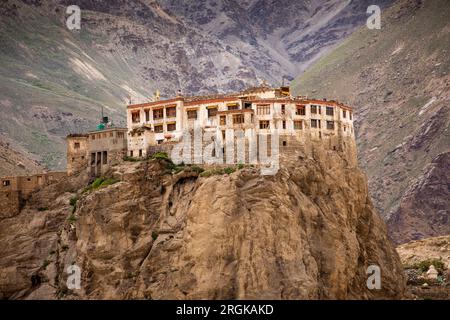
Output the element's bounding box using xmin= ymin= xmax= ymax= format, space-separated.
xmin=0 ymin=135 xmax=43 ymax=176
xmin=0 ymin=0 xmax=393 ymax=171
xmin=292 ymin=0 xmax=450 ymax=244
xmin=0 ymin=0 xmax=261 ymax=169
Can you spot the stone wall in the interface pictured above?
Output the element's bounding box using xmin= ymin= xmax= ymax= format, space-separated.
xmin=0 ymin=190 xmax=20 ymax=218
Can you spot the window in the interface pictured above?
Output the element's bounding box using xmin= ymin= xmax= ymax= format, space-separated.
xmin=130 ymin=151 xmax=133 ymax=157
xmin=102 ymin=151 xmax=108 ymax=165
xmin=72 ymin=157 xmax=75 ymax=162
xmin=326 ymin=107 xmax=334 ymax=116
xmin=349 ymin=112 xmax=353 ymax=120
xmin=167 ymin=123 xmax=176 ymax=131
xmin=281 ymin=105 xmax=286 ymax=115
xmin=259 ymin=120 xmax=270 ymax=129
xmin=154 ymin=125 xmax=163 ymax=133
xmin=117 ymin=132 xmax=124 ymax=139
xmin=132 ymin=112 xmax=140 ymax=123
xmin=233 ymin=114 xmax=244 ymax=124
xmin=296 ymin=105 xmax=306 ymax=115
xmin=244 ymin=102 xmax=252 ymax=109
xmin=91 ymin=135 xmax=95 ymax=140
xmin=310 ymin=105 xmax=321 ymax=114
xmin=294 ymin=120 xmax=302 ymax=130
xmin=157 ymin=140 xmax=163 ymax=145
xmin=220 ymin=115 xmax=226 ymax=125
xmin=227 ymin=103 xmax=239 ymax=110
xmin=343 ymin=110 xmax=347 ymax=118
xmin=2 ymin=180 xmax=11 ymax=187
xmin=145 ymin=110 xmax=150 ymax=122
xmin=311 ymin=119 xmax=320 ymax=128
xmin=110 ymin=132 xmax=113 ymax=137
xmin=282 ymin=140 xmax=287 ymax=146
xmin=153 ymin=109 xmax=163 ymax=120
xmin=166 ymin=107 xmax=176 ymax=118
xmin=257 ymin=105 xmax=270 ymax=115
xmin=187 ymin=109 xmax=197 ymax=120
xmin=327 ymin=121 xmax=335 ymax=130
xmin=139 ymin=149 xmax=142 ymax=157
xmin=207 ymin=107 xmax=218 ymax=118
xmin=282 ymin=120 xmax=286 ymax=129
xmin=74 ymin=142 xmax=80 ymax=149
xmin=91 ymin=153 xmax=96 ymax=165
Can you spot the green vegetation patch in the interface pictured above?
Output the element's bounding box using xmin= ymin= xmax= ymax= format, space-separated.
xmin=406 ymin=259 xmax=446 ymax=274
xmin=83 ymin=177 xmax=119 ymax=193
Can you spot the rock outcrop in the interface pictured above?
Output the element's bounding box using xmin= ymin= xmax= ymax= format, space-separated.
xmin=0 ymin=143 xmax=406 ymax=299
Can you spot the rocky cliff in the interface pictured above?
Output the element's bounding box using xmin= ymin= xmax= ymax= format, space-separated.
xmin=0 ymin=143 xmax=406 ymax=299
xmin=292 ymin=0 xmax=450 ymax=244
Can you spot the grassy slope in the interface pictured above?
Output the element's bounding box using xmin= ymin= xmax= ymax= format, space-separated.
xmin=0 ymin=3 xmax=149 ymax=169
xmin=292 ymin=0 xmax=450 ymax=218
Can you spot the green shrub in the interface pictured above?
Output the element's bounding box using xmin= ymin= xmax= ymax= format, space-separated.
xmin=83 ymin=177 xmax=119 ymax=193
xmin=408 ymin=259 xmax=446 ymax=273
xmin=100 ymin=178 xmax=119 ymax=187
xmin=42 ymin=260 xmax=50 ymax=268
xmin=151 ymin=231 xmax=158 ymax=241
xmin=67 ymin=214 xmax=77 ymax=223
xmin=190 ymin=165 xmax=205 ymax=174
xmin=91 ymin=177 xmax=104 ymax=189
xmin=123 ymin=156 xmax=139 ymax=162
xmin=151 ymin=151 xmax=171 ymax=161
xmin=200 ymin=170 xmax=213 ymax=177
xmin=69 ymin=196 xmax=78 ymax=207
xmin=237 ymin=163 xmax=245 ymax=170
xmin=224 ymin=167 xmax=236 ymax=174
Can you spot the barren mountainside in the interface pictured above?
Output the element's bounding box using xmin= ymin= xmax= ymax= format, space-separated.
xmin=0 ymin=144 xmax=406 ymax=299
xmin=292 ymin=0 xmax=450 ymax=244
xmin=0 ymin=0 xmax=392 ymax=170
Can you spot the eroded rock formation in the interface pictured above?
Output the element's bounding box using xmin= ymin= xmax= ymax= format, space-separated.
xmin=0 ymin=144 xmax=406 ymax=299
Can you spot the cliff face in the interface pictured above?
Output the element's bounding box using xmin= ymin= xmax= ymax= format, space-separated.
xmin=0 ymin=143 xmax=406 ymax=299
xmin=292 ymin=0 xmax=450 ymax=244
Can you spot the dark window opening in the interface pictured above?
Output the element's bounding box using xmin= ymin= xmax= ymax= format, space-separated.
xmin=102 ymin=151 xmax=108 ymax=165
xmin=326 ymin=107 xmax=334 ymax=116
xmin=2 ymin=180 xmax=10 ymax=187
xmin=167 ymin=123 xmax=176 ymax=131
xmin=233 ymin=114 xmax=244 ymax=124
xmin=154 ymin=125 xmax=163 ymax=133
xmin=208 ymin=107 xmax=218 ymax=118
xmin=139 ymin=149 xmax=143 ymax=157
xmin=282 ymin=141 xmax=287 ymax=146
xmin=187 ymin=110 xmax=197 ymax=120
xmin=166 ymin=107 xmax=176 ymax=118
xmin=74 ymin=142 xmax=80 ymax=149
